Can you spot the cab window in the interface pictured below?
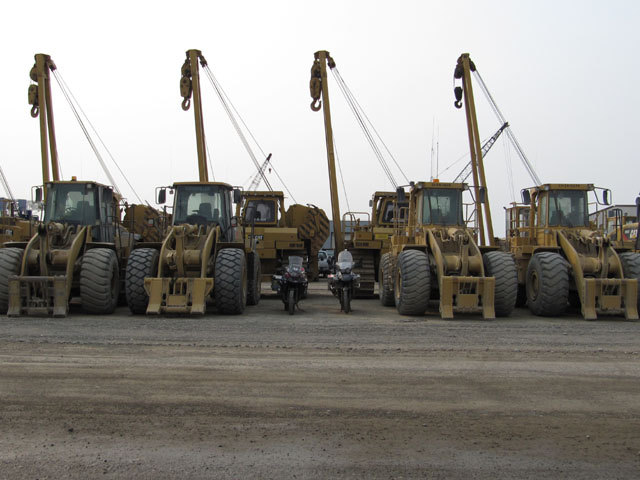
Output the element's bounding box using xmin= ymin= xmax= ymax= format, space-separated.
xmin=245 ymin=200 xmax=276 ymax=223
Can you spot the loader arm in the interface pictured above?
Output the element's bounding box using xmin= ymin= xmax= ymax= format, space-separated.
xmin=556 ymin=230 xmax=637 ymax=319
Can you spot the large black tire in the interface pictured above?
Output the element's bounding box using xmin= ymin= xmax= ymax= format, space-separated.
xmin=214 ymin=248 xmax=247 ymax=315
xmin=483 ymin=251 xmax=518 ymax=317
xmin=0 ymin=248 xmax=24 ymax=314
xmin=526 ymin=252 xmax=569 ymax=316
xmin=288 ymin=289 xmax=295 ymax=315
xmin=125 ymin=248 xmax=159 ymax=314
xmin=394 ymin=250 xmax=430 ymax=315
xmin=379 ymin=253 xmax=394 ymax=306
xmin=246 ymin=252 xmax=261 ymax=306
xmin=342 ymin=288 xmax=351 ymax=314
xmin=619 ymin=252 xmax=640 ymax=312
xmin=80 ymin=248 xmax=119 ymax=314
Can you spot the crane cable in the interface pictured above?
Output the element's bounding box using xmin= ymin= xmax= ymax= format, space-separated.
xmin=331 ymin=68 xmax=396 ymax=188
xmin=0 ymin=163 xmax=17 ymax=210
xmin=330 ymin=67 xmax=410 ymax=188
xmin=202 ymin=66 xmax=298 ymax=202
xmin=205 ymin=141 xmax=215 ymax=181
xmin=333 ymin=136 xmax=351 ymax=212
xmin=503 ymin=135 xmax=516 ymax=203
xmin=52 ymin=70 xmax=144 ymax=204
xmin=202 ymin=66 xmax=271 ymax=189
xmin=472 ymin=69 xmax=542 ymax=186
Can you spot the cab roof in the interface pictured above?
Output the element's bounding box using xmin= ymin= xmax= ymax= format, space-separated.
xmin=533 ymin=183 xmax=594 ymax=191
xmin=172 ymin=181 xmax=234 ymax=189
xmin=241 ymin=191 xmax=285 ymax=199
xmin=412 ymin=181 xmax=468 ymax=191
xmin=46 ymin=180 xmax=112 ymax=189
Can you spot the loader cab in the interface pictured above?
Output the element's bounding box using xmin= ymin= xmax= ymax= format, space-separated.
xmin=240 ymin=193 xmax=286 ymax=226
xmin=539 ymin=189 xmax=589 ymax=228
xmin=42 ymin=181 xmax=116 ymax=242
xmin=530 ymin=184 xmax=597 ymax=246
xmin=372 ymin=192 xmax=408 ymax=227
xmin=245 ymin=199 xmax=277 ymax=224
xmin=414 ymin=182 xmax=465 ymax=227
xmin=169 ymin=182 xmax=233 ymax=234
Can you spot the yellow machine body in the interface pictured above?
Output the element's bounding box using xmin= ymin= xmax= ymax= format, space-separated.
xmin=388 ymin=182 xmax=496 ymax=319
xmin=506 ymin=183 xmax=638 ymax=320
xmin=237 ymin=191 xmax=329 ymax=281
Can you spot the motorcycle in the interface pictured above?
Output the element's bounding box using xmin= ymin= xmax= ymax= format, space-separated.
xmin=328 ymin=250 xmax=360 ymax=313
xmin=271 ymin=256 xmax=308 ymax=315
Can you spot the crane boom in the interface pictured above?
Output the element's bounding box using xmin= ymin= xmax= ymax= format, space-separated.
xmin=454 ymin=53 xmax=495 ymax=246
xmin=28 ymin=53 xmax=61 ymax=190
xmin=180 ymin=49 xmax=209 ymax=182
xmin=453 ymin=122 xmax=509 ymax=184
xmin=248 ymin=153 xmax=273 ymax=191
xmin=310 ymin=50 xmax=343 ymax=252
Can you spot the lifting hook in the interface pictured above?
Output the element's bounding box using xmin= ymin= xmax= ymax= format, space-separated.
xmin=454 ymin=86 xmax=463 ymax=109
xmin=309 ymin=60 xmax=322 ymax=112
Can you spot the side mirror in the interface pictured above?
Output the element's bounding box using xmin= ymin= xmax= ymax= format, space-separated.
xmin=35 ymin=187 xmax=43 ymax=203
xmin=369 ymin=199 xmax=373 ymax=208
xmin=233 ymin=188 xmax=242 ymax=204
xmin=602 ymin=189 xmax=611 ymax=206
xmin=396 ymin=187 xmax=406 ymax=203
xmin=478 ymin=186 xmax=487 ymax=204
xmin=521 ymin=189 xmax=531 ymax=205
xmin=157 ymin=187 xmax=166 ymax=205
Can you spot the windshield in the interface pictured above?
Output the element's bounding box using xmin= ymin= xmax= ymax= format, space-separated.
xmin=44 ymin=183 xmax=97 ymax=226
xmin=336 ymin=250 xmax=353 ymax=269
xmin=245 ymin=199 xmax=276 ymax=223
xmin=288 ymin=256 xmax=304 ymax=269
xmin=548 ymin=190 xmax=588 ymax=227
xmin=173 ymin=184 xmax=228 ymax=227
xmin=380 ymin=200 xmax=408 ymax=225
xmin=421 ymin=188 xmax=463 ymax=226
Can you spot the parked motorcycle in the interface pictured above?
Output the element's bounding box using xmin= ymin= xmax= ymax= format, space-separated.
xmin=328 ymin=250 xmax=360 ymax=313
xmin=271 ymin=256 xmax=308 ymax=315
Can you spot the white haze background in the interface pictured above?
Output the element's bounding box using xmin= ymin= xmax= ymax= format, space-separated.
xmin=1 ymin=0 xmax=638 ymax=231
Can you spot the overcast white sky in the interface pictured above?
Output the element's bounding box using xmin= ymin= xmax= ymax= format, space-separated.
xmin=1 ymin=0 xmax=638 ymax=233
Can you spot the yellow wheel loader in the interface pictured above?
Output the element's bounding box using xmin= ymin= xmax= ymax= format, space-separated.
xmin=381 ymin=182 xmax=517 ymax=319
xmin=126 ymin=183 xmax=255 ymax=315
xmin=506 ymin=184 xmax=639 ymax=320
xmin=0 ymin=181 xmax=124 ymax=316
xmin=124 ymin=49 xmax=258 ymax=315
xmin=0 ymin=54 xmax=160 ymax=317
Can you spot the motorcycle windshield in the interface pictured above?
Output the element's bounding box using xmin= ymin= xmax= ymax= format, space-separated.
xmin=336 ymin=250 xmax=354 ymax=272
xmin=288 ymin=256 xmax=304 ymax=268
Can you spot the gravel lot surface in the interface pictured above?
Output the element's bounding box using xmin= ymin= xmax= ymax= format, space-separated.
xmin=1 ymin=282 xmax=639 ymax=479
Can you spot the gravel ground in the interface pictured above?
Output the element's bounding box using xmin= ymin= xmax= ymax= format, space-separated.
xmin=1 ymin=282 xmax=639 ymax=479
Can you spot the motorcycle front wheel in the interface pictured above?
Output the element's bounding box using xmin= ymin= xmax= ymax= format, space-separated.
xmin=342 ymin=288 xmax=351 ymax=314
xmin=288 ymin=289 xmax=295 ymax=315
